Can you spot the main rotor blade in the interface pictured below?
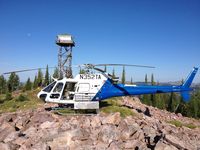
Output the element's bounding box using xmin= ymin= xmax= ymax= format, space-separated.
xmin=93 ymin=64 xmax=155 ymax=68
xmin=3 ymin=67 xmax=56 ymax=75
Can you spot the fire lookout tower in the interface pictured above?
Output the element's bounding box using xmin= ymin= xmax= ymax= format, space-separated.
xmin=56 ymin=34 xmax=75 ymax=78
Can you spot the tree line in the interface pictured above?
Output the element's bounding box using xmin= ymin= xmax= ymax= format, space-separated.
xmin=133 ymin=72 xmax=200 ymax=119
xmin=116 ymin=66 xmax=200 ymax=118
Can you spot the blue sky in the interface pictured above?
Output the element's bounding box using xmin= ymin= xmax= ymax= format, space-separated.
xmin=0 ymin=0 xmax=200 ymax=83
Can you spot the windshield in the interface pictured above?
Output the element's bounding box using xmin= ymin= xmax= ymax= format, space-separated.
xmin=53 ymin=82 xmax=64 ymax=92
xmin=43 ymin=81 xmax=56 ymax=92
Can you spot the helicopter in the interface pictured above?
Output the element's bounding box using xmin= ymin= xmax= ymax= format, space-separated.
xmin=37 ymin=64 xmax=198 ymax=110
xmin=3 ymin=64 xmax=198 ymax=110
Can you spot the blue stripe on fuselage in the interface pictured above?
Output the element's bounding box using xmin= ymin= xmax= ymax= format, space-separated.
xmin=92 ymin=79 xmax=192 ymax=101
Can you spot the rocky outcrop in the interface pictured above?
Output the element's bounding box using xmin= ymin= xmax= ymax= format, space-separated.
xmin=0 ymin=97 xmax=200 ymax=150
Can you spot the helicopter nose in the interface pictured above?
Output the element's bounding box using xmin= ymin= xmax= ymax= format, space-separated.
xmin=37 ymin=93 xmax=47 ymax=102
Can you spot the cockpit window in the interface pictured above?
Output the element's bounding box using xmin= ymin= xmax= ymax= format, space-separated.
xmin=53 ymin=82 xmax=63 ymax=92
xmin=43 ymin=81 xmax=56 ymax=93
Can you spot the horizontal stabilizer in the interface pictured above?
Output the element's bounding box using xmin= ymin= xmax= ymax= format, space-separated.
xmin=181 ymin=91 xmax=190 ymax=102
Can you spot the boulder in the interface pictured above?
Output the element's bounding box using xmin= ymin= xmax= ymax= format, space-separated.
xmin=23 ymin=126 xmax=37 ymax=138
xmin=40 ymin=121 xmax=55 ymax=129
xmin=165 ymin=134 xmax=186 ymax=149
xmin=47 ymin=128 xmax=90 ymax=149
xmin=95 ymin=141 xmax=108 ymax=150
xmin=123 ymin=140 xmax=145 ymax=149
xmin=98 ymin=125 xmax=120 ymax=144
xmin=79 ymin=116 xmax=91 ymax=128
xmin=30 ymin=112 xmax=54 ymax=125
xmin=101 ymin=112 xmax=121 ymax=125
xmin=155 ymin=141 xmax=178 ymax=150
xmin=29 ymin=142 xmax=49 ymax=150
xmin=90 ymin=115 xmax=101 ymax=128
xmin=107 ymin=141 xmax=121 ymax=150
xmin=120 ymin=124 xmax=140 ymax=141
xmin=0 ymin=142 xmax=10 ymax=150
xmin=3 ymin=131 xmax=19 ymax=143
xmin=0 ymin=121 xmax=15 ymax=142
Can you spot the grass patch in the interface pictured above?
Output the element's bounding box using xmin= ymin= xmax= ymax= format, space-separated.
xmin=55 ymin=109 xmax=76 ymax=114
xmin=55 ymin=109 xmax=98 ymax=115
xmin=100 ymin=97 xmax=121 ymax=108
xmin=184 ymin=123 xmax=197 ymax=129
xmin=0 ymin=89 xmax=43 ymax=113
xmin=16 ymin=94 xmax=29 ymax=102
xmin=101 ymin=105 xmax=134 ymax=117
xmin=167 ymin=120 xmax=183 ymax=127
xmin=100 ymin=97 xmax=135 ymax=117
xmin=167 ymin=120 xmax=197 ymax=129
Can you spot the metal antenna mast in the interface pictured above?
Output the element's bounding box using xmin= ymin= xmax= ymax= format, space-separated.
xmin=56 ymin=34 xmax=75 ymax=78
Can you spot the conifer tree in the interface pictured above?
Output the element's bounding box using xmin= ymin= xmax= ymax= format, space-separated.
xmin=44 ymin=65 xmax=49 ymax=86
xmin=151 ymin=73 xmax=155 ymax=85
xmin=0 ymin=75 xmax=7 ymax=94
xmin=145 ymin=74 xmax=148 ymax=84
xmin=53 ymin=67 xmax=59 ymax=78
xmin=121 ymin=66 xmax=125 ymax=84
xmin=186 ymin=90 xmax=200 ymax=118
xmin=142 ymin=74 xmax=151 ymax=105
xmin=151 ymin=73 xmax=156 ymax=107
xmin=131 ymin=77 xmax=133 ymax=84
xmin=167 ymin=92 xmax=177 ymax=112
xmin=33 ymin=75 xmax=38 ymax=89
xmin=25 ymin=77 xmax=32 ymax=91
xmin=7 ymin=73 xmax=19 ymax=92
xmin=37 ymin=69 xmax=43 ymax=87
xmin=49 ymin=75 xmax=52 ymax=83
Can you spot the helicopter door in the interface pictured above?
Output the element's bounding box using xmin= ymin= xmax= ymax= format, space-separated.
xmin=50 ymin=82 xmax=63 ymax=99
xmin=62 ymin=82 xmax=77 ymax=100
xmin=75 ymin=83 xmax=91 ymax=101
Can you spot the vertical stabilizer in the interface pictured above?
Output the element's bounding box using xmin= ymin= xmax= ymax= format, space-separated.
xmin=182 ymin=67 xmax=198 ymax=88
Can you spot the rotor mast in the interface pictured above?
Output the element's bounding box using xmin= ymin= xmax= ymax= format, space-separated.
xmin=56 ymin=34 xmax=75 ymax=78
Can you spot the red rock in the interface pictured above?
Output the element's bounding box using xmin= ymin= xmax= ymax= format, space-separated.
xmin=101 ymin=112 xmax=121 ymax=125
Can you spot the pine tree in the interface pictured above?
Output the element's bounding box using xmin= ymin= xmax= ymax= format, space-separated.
xmin=49 ymin=75 xmax=52 ymax=83
xmin=157 ymin=94 xmax=165 ymax=109
xmin=25 ymin=77 xmax=32 ymax=91
xmin=142 ymin=74 xmax=151 ymax=105
xmin=145 ymin=74 xmax=148 ymax=84
xmin=131 ymin=77 xmax=133 ymax=84
xmin=151 ymin=73 xmax=155 ymax=85
xmin=167 ymin=92 xmax=178 ymax=112
xmin=37 ymin=69 xmax=43 ymax=87
xmin=151 ymin=73 xmax=156 ymax=107
xmin=44 ymin=65 xmax=49 ymax=86
xmin=112 ymin=68 xmax=115 ymax=78
xmin=7 ymin=73 xmax=19 ymax=92
xmin=33 ymin=75 xmax=38 ymax=89
xmin=53 ymin=67 xmax=59 ymax=78
xmin=0 ymin=75 xmax=7 ymax=94
xmin=186 ymin=90 xmax=200 ymax=118
xmin=121 ymin=66 xmax=125 ymax=84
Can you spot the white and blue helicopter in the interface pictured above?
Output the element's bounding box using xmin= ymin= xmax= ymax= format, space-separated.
xmin=35 ymin=64 xmax=198 ymax=110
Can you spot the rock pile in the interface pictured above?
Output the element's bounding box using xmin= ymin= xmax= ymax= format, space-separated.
xmin=0 ymin=97 xmax=200 ymax=150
